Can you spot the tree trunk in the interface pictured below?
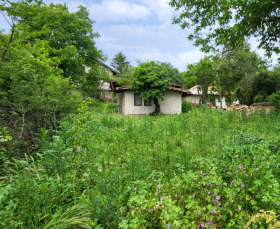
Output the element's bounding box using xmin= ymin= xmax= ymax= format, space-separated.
xmin=153 ymin=98 xmax=161 ymax=114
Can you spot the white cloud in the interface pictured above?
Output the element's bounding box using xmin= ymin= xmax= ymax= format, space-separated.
xmin=88 ymin=0 xmax=150 ymax=22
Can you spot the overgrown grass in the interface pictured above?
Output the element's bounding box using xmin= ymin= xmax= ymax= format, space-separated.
xmin=1 ymin=102 xmax=280 ymax=228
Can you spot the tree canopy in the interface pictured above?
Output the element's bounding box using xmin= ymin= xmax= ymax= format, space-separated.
xmin=131 ymin=61 xmax=171 ymax=114
xmin=110 ymin=51 xmax=132 ymax=78
xmin=169 ymin=0 xmax=280 ymax=56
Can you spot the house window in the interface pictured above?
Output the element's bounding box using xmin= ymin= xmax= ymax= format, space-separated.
xmin=144 ymin=98 xmax=151 ymax=106
xmin=134 ymin=94 xmax=142 ymax=106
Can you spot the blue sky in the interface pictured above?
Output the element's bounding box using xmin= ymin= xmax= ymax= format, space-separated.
xmin=1 ymin=0 xmax=278 ymax=71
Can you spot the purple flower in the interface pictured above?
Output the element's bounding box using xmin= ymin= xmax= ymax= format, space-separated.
xmin=175 ymin=194 xmax=177 ymax=197
xmin=236 ymin=170 xmax=239 ymax=172
xmin=213 ymin=210 xmax=217 ymax=214
xmin=216 ymin=196 xmax=220 ymax=201
xmin=196 ymin=226 xmax=199 ymax=228
xmin=262 ymin=155 xmax=265 ymax=159
xmin=207 ymin=183 xmax=210 ymax=186
xmin=200 ymin=170 xmax=203 ymax=174
xmin=194 ymin=164 xmax=197 ymax=167
xmin=208 ymin=222 xmax=211 ymax=226
xmin=148 ymin=208 xmax=151 ymax=212
xmin=201 ymin=221 xmax=205 ymax=227
xmin=238 ymin=206 xmax=241 ymax=211
xmin=216 ymin=183 xmax=219 ymax=186
xmin=241 ymin=183 xmax=245 ymax=188
xmin=253 ymin=157 xmax=256 ymax=160
xmin=157 ymin=184 xmax=161 ymax=189
xmin=160 ymin=196 xmax=164 ymax=201
xmin=239 ymin=164 xmax=243 ymax=169
xmin=217 ymin=202 xmax=221 ymax=206
xmin=168 ymin=223 xmax=171 ymax=228
xmin=205 ymin=197 xmax=207 ymax=200
xmin=210 ymin=218 xmax=212 ymax=221
xmin=232 ymin=200 xmax=234 ymax=202
xmin=134 ymin=187 xmax=137 ymax=191
xmin=154 ymin=192 xmax=157 ymax=196
xmin=193 ymin=194 xmax=195 ymax=198
xmin=236 ymin=154 xmax=239 ymax=157
xmin=256 ymin=168 xmax=259 ymax=171
xmin=181 ymin=169 xmax=184 ymax=172
xmin=246 ymin=174 xmax=248 ymax=176
xmin=208 ymin=191 xmax=211 ymax=195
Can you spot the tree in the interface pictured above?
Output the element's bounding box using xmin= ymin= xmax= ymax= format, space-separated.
xmin=131 ymin=61 xmax=171 ymax=114
xmin=169 ymin=0 xmax=280 ymax=56
xmin=184 ymin=56 xmax=216 ymax=104
xmin=2 ymin=1 xmax=103 ymax=96
xmin=157 ymin=62 xmax=184 ymax=84
xmin=110 ymin=52 xmax=132 ymax=78
xmin=214 ymin=42 xmax=270 ymax=104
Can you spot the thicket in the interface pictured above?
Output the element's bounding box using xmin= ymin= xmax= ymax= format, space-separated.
xmin=1 ymin=103 xmax=280 ymax=228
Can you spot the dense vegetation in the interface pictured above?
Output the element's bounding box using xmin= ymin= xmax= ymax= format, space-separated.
xmin=1 ymin=102 xmax=280 ymax=228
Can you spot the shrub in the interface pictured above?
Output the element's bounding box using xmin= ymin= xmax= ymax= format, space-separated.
xmin=182 ymin=101 xmax=194 ymax=113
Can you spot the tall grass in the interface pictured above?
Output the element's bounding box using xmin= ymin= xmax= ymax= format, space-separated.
xmin=1 ymin=103 xmax=280 ymax=228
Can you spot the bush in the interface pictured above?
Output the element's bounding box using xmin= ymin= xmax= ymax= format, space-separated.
xmin=269 ymin=90 xmax=280 ymax=112
xmin=182 ymin=101 xmax=194 ymax=113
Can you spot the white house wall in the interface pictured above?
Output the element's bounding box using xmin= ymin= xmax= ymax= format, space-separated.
xmin=119 ymin=90 xmax=182 ymax=115
xmin=183 ymin=95 xmax=201 ymax=104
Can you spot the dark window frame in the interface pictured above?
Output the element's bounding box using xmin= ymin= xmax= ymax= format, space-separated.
xmin=134 ymin=93 xmax=142 ymax=106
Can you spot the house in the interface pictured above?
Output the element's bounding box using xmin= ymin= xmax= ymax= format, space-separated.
xmin=85 ymin=59 xmax=118 ymax=100
xmin=110 ymin=82 xmax=190 ymax=115
xmin=183 ymin=85 xmax=239 ymax=109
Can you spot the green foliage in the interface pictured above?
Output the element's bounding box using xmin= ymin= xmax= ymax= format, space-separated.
xmin=110 ymin=51 xmax=132 ymax=78
xmin=170 ymin=0 xmax=280 ymax=56
xmin=131 ymin=61 xmax=171 ymax=114
xmin=185 ymin=56 xmax=216 ymax=103
xmin=269 ymin=90 xmax=280 ymax=112
xmin=182 ymin=101 xmax=194 ymax=113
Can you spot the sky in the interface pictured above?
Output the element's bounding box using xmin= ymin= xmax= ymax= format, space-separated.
xmin=1 ymin=0 xmax=279 ymax=71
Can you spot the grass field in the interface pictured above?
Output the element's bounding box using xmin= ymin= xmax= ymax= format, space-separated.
xmin=1 ymin=102 xmax=280 ymax=228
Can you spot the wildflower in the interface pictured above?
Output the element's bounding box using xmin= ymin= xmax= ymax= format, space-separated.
xmin=253 ymin=157 xmax=256 ymax=160
xmin=238 ymin=206 xmax=241 ymax=211
xmin=217 ymin=202 xmax=221 ymax=206
xmin=193 ymin=194 xmax=195 ymax=198
xmin=232 ymin=200 xmax=234 ymax=202
xmin=239 ymin=164 xmax=243 ymax=169
xmin=213 ymin=209 xmax=217 ymax=214
xmin=134 ymin=187 xmax=137 ymax=191
xmin=210 ymin=218 xmax=212 ymax=221
xmin=148 ymin=208 xmax=151 ymax=212
xmin=157 ymin=184 xmax=161 ymax=189
xmin=236 ymin=170 xmax=239 ymax=172
xmin=168 ymin=223 xmax=171 ymax=228
xmin=246 ymin=174 xmax=248 ymax=176
xmin=216 ymin=196 xmax=220 ymax=201
xmin=200 ymin=170 xmax=203 ymax=174
xmin=181 ymin=169 xmax=184 ymax=172
xmin=160 ymin=196 xmax=164 ymax=201
xmin=205 ymin=197 xmax=207 ymax=200
xmin=262 ymin=155 xmax=265 ymax=159
xmin=201 ymin=221 xmax=205 ymax=227
xmin=241 ymin=183 xmax=245 ymax=188
xmin=256 ymin=168 xmax=259 ymax=170
xmin=236 ymin=154 xmax=239 ymax=157
xmin=175 ymin=194 xmax=177 ymax=197
xmin=194 ymin=164 xmax=197 ymax=167
xmin=208 ymin=191 xmax=211 ymax=195
xmin=196 ymin=226 xmax=199 ymax=228
xmin=207 ymin=183 xmax=210 ymax=186
xmin=216 ymin=183 xmax=219 ymax=186
xmin=208 ymin=222 xmax=211 ymax=226
xmin=154 ymin=193 xmax=157 ymax=196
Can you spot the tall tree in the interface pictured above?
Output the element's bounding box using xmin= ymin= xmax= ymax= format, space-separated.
xmin=2 ymin=1 xmax=103 ymax=96
xmin=170 ymin=0 xmax=280 ymax=56
xmin=110 ymin=52 xmax=132 ymax=78
xmin=185 ymin=56 xmax=216 ymax=104
xmin=131 ymin=61 xmax=171 ymax=114
xmin=157 ymin=62 xmax=184 ymax=84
